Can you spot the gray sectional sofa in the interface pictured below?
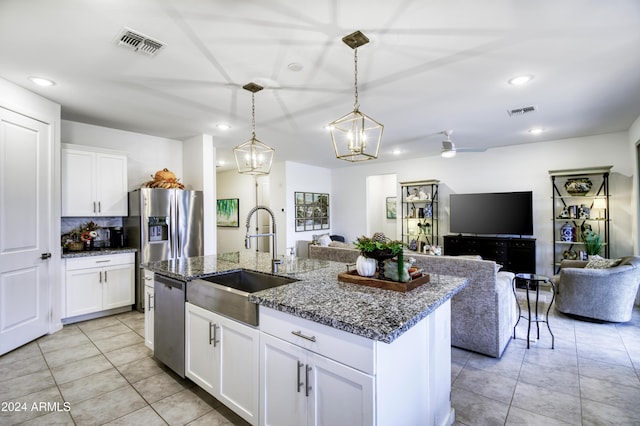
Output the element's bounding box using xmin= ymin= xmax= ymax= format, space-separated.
xmin=309 ymin=244 xmax=516 ymax=357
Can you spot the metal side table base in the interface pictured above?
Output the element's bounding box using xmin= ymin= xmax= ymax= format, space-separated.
xmin=512 ymin=273 xmax=556 ymax=349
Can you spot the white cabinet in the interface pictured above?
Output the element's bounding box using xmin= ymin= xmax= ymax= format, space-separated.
xmin=65 ymin=253 xmax=135 ymax=318
xmin=260 ymin=332 xmax=374 ymax=426
xmin=185 ymin=302 xmax=259 ymax=425
xmin=61 ymin=144 xmax=128 ymax=216
xmin=259 ymin=308 xmax=375 ymax=426
xmin=259 ymin=303 xmax=453 ymax=426
xmin=143 ymin=268 xmax=155 ymax=350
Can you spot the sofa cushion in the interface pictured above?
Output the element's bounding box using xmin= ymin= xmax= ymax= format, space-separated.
xmin=585 ymin=256 xmax=622 ymax=269
xmin=328 ymin=241 xmax=353 ymax=248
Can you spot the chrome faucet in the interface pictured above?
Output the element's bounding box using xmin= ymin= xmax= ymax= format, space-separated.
xmin=245 ymin=205 xmax=282 ymax=273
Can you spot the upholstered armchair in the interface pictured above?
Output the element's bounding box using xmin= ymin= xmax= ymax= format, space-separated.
xmin=554 ymin=256 xmax=640 ymax=322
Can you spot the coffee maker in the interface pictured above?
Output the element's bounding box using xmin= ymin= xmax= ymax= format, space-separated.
xmin=109 ymin=226 xmax=125 ymax=248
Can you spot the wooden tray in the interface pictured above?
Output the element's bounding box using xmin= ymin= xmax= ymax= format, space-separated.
xmin=337 ymin=270 xmax=430 ymax=292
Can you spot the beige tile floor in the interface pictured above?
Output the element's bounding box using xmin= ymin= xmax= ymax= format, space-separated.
xmin=0 ymin=293 xmax=639 ymax=425
xmin=453 ymin=290 xmax=640 ymax=426
xmin=0 ymin=311 xmax=248 ymax=426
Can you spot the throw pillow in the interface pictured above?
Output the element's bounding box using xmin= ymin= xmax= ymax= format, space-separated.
xmin=317 ymin=234 xmax=332 ymax=247
xmin=312 ymin=233 xmax=329 ymax=242
xmin=585 ymin=256 xmax=622 ymax=269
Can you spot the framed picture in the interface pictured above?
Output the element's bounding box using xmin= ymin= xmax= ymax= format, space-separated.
xmin=386 ymin=197 xmax=397 ymax=219
xmin=217 ymin=198 xmax=239 ymax=227
xmin=295 ymin=192 xmax=329 ymax=231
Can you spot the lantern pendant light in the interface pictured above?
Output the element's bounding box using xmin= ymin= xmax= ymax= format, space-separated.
xmin=329 ymin=31 xmax=383 ymax=162
xmin=233 ymin=82 xmax=274 ymax=175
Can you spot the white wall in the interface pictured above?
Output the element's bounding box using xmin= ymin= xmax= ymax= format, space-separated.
xmin=216 ymin=169 xmax=258 ymax=253
xmin=61 ymin=120 xmax=183 ymax=191
xmin=331 ymin=132 xmax=634 ymax=277
xmin=284 ymin=161 xmax=333 ymax=249
xmin=366 ymin=174 xmax=398 ymax=239
xmin=629 ymin=113 xmax=640 ymax=254
xmin=183 ymin=134 xmax=216 ymax=255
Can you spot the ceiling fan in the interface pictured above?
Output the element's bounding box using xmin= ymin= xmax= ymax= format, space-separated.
xmin=440 ymin=130 xmax=486 ymax=158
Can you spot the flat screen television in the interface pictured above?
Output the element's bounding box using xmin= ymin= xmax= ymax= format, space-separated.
xmin=449 ymin=191 xmax=533 ymax=236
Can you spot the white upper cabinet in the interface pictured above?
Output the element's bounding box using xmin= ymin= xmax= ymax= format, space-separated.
xmin=62 ymin=144 xmax=128 ymax=216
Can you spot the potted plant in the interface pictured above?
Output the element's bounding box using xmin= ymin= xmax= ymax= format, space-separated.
xmin=582 ymin=231 xmax=602 ymax=257
xmin=354 ymin=234 xmax=406 ymax=279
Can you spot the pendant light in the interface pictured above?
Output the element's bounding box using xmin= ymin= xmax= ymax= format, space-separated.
xmin=233 ymin=82 xmax=274 ymax=175
xmin=328 ymin=31 xmax=383 ymax=162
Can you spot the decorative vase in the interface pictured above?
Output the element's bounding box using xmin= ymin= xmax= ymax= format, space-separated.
xmin=565 ymin=178 xmax=592 ymax=196
xmin=356 ymin=255 xmax=376 ymax=277
xmin=367 ymin=249 xmax=396 ymax=280
xmin=560 ymin=222 xmax=575 ymax=242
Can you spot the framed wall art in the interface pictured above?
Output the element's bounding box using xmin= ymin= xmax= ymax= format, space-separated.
xmin=216 ymin=198 xmax=239 ymax=227
xmin=386 ymin=197 xmax=397 ymax=219
xmin=295 ymin=192 xmax=329 ymax=232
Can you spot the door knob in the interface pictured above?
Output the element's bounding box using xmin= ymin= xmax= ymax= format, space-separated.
xmin=40 ymin=253 xmax=52 ymax=260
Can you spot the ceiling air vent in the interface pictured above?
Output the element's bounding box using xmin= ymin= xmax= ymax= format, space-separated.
xmin=115 ymin=28 xmax=165 ymax=56
xmin=507 ymin=105 xmax=537 ymax=117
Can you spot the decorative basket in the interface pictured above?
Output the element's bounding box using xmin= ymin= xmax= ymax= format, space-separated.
xmin=67 ymin=241 xmax=85 ymax=251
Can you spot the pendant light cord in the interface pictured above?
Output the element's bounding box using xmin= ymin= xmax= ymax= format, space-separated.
xmin=251 ymin=92 xmax=256 ymax=139
xmin=353 ymin=48 xmax=360 ymax=111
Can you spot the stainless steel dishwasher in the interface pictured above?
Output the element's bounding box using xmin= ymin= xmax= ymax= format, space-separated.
xmin=154 ymin=274 xmax=185 ymax=378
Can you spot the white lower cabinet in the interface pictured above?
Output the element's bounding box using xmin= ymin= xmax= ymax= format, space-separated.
xmin=259 ymin=302 xmax=453 ymax=426
xmin=143 ymin=268 xmax=155 ymax=350
xmin=65 ymin=253 xmax=135 ymax=318
xmin=260 ymin=332 xmax=374 ymax=426
xmin=185 ymin=302 xmax=259 ymax=425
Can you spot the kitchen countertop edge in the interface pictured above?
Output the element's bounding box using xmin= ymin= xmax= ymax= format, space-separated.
xmin=62 ymin=247 xmax=137 ymax=258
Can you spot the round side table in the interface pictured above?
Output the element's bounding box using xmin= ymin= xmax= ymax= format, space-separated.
xmin=512 ymin=273 xmax=556 ymax=349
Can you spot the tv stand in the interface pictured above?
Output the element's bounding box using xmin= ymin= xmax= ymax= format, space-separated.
xmin=443 ymin=235 xmax=536 ymax=273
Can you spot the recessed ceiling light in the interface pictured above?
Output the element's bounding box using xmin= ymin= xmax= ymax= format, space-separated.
xmin=28 ymin=76 xmax=55 ymax=87
xmin=216 ymin=123 xmax=231 ymax=131
xmin=287 ymin=62 xmax=304 ymax=72
xmin=528 ymin=127 xmax=544 ymax=134
xmin=392 ymin=149 xmax=401 ymax=155
xmin=508 ymin=75 xmax=534 ymax=86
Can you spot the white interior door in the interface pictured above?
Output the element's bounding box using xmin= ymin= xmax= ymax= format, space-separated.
xmin=0 ymin=107 xmax=52 ymax=355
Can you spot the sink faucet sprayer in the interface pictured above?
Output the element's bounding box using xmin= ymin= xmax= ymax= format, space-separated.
xmin=244 ymin=205 xmax=282 ymax=273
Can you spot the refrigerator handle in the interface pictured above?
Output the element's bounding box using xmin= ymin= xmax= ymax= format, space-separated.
xmin=176 ymin=198 xmax=181 ymax=257
xmin=170 ymin=195 xmax=175 ymax=259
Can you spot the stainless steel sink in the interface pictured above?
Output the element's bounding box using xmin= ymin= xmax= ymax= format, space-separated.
xmin=187 ymin=270 xmax=297 ymax=326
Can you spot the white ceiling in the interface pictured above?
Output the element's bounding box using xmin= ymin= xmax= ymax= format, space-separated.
xmin=2 ymin=0 xmax=640 ymax=170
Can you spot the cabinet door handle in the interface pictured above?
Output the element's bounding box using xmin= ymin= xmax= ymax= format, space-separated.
xmin=291 ymin=330 xmax=316 ymax=342
xmin=209 ymin=323 xmax=219 ymax=347
xmin=98 ymin=201 xmax=101 ymax=213
xmin=104 ymin=270 xmax=108 ymax=282
xmin=297 ymin=361 xmax=304 ymax=393
xmin=147 ymin=293 xmax=154 ymax=310
xmin=305 ymin=365 xmax=312 ymax=397
xmin=99 ymin=271 xmax=102 ymax=283
xmin=93 ymin=201 xmax=97 ymax=213
xmin=96 ymin=260 xmax=111 ymax=263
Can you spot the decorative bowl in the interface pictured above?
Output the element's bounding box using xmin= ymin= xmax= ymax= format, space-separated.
xmin=564 ymin=178 xmax=592 ymax=196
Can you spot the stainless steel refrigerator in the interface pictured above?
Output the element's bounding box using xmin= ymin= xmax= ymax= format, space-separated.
xmin=125 ymin=188 xmax=204 ymax=311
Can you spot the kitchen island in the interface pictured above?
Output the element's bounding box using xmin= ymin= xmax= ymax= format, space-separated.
xmin=146 ymin=251 xmax=469 ymax=426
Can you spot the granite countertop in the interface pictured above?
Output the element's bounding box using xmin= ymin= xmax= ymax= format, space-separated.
xmin=145 ymin=251 xmax=469 ymax=343
xmin=62 ymin=247 xmax=137 ymax=258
